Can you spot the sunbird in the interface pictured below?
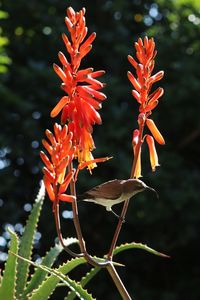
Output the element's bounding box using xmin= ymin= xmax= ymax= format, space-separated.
xmin=78 ymin=179 xmax=157 ymax=218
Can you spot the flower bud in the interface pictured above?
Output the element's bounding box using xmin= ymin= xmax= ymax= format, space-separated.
xmin=146 ymin=119 xmax=165 ymax=145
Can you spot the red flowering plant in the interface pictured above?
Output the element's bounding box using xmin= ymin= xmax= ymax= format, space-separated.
xmin=39 ymin=7 xmax=168 ymax=299
xmin=128 ymin=37 xmax=165 ymax=178
xmin=0 ymin=6 xmax=171 ymax=300
xmin=40 ymin=7 xmax=111 ymax=263
xmin=106 ymin=37 xmax=166 ymax=264
xmin=51 ymin=7 xmax=107 ymax=172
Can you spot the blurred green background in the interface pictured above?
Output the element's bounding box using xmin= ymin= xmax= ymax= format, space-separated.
xmin=0 ymin=0 xmax=200 ymax=299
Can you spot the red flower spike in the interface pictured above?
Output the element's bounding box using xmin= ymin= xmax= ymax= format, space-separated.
xmin=128 ymin=36 xmax=164 ymax=113
xmin=41 ymin=123 xmax=76 ymax=206
xmin=128 ymin=37 xmax=165 ymax=175
xmin=51 ymin=8 xmax=107 ymax=170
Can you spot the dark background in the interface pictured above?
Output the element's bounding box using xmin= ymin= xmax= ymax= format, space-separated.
xmin=0 ymin=0 xmax=200 ymax=299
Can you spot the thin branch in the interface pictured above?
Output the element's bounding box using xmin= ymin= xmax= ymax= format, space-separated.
xmin=107 ymin=264 xmax=132 ymax=300
xmin=68 ymin=163 xmax=111 ymax=267
xmin=107 ymin=122 xmax=145 ymax=260
xmin=53 ymin=198 xmax=83 ymax=257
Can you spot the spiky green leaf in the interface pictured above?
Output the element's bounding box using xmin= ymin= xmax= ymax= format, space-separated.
xmin=22 ymin=238 xmax=78 ymax=297
xmin=66 ymin=267 xmax=99 ymax=300
xmin=0 ymin=228 xmax=19 ymax=300
xmin=13 ymin=253 xmax=94 ymax=300
xmin=16 ymin=181 xmax=45 ymax=298
xmin=21 ymin=243 xmax=63 ymax=298
xmin=113 ymin=241 xmax=169 ymax=257
xmin=66 ymin=241 xmax=168 ymax=299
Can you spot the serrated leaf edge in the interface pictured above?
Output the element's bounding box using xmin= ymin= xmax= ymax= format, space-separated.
xmin=113 ymin=241 xmax=169 ymax=258
xmin=0 ymin=228 xmax=19 ymax=300
xmin=16 ymin=181 xmax=45 ymax=298
xmin=66 ymin=266 xmax=99 ymax=300
xmin=12 ymin=252 xmax=95 ymax=300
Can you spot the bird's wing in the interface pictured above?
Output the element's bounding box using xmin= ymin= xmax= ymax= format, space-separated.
xmin=82 ymin=179 xmax=123 ymax=200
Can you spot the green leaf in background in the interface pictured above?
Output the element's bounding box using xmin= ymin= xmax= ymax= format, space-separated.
xmin=66 ymin=267 xmax=99 ymax=300
xmin=28 ymin=257 xmax=87 ymax=300
xmin=21 ymin=242 xmax=63 ymax=298
xmin=22 ymin=238 xmax=78 ymax=298
xmin=13 ymin=253 xmax=95 ymax=300
xmin=16 ymin=181 xmax=45 ymax=298
xmin=113 ymin=242 xmax=170 ymax=258
xmin=0 ymin=228 xmax=19 ymax=300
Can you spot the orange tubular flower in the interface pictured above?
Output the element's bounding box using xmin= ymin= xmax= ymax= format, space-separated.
xmin=40 ymin=123 xmax=76 ymax=207
xmin=146 ymin=135 xmax=160 ymax=171
xmin=128 ymin=37 xmax=165 ymax=175
xmin=51 ymin=7 xmax=106 ymax=170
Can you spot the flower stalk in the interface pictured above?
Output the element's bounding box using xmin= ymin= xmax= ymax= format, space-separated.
xmin=108 ymin=36 xmax=165 ymax=260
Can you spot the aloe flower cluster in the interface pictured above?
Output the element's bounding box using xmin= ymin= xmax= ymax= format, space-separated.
xmin=41 ymin=7 xmax=108 ymax=207
xmin=51 ymin=7 xmax=106 ymax=171
xmin=40 ymin=124 xmax=75 ymax=207
xmin=128 ymin=37 xmax=165 ymax=177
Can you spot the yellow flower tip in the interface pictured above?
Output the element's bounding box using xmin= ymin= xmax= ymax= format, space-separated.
xmin=57 ymin=169 xmax=66 ymax=185
xmin=106 ymin=156 xmax=113 ymax=161
xmin=133 ymin=147 xmax=142 ymax=179
xmin=146 ymin=135 xmax=160 ymax=172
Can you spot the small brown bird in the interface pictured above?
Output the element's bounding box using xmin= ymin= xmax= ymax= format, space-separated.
xmin=78 ymin=179 xmax=157 ymax=218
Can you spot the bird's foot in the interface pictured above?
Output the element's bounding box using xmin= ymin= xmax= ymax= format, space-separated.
xmin=119 ymin=216 xmax=125 ymax=223
xmin=111 ymin=210 xmax=125 ymax=223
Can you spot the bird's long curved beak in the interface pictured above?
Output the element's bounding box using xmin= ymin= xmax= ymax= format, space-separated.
xmin=146 ymin=186 xmax=159 ymax=199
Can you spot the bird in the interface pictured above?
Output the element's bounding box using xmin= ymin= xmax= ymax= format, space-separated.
xmin=77 ymin=178 xmax=157 ymax=219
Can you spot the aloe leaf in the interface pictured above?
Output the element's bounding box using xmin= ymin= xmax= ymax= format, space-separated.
xmin=13 ymin=252 xmax=94 ymax=300
xmin=29 ymin=268 xmax=95 ymax=300
xmin=0 ymin=228 xmax=19 ymax=300
xmin=113 ymin=241 xmax=170 ymax=258
xmin=66 ymin=241 xmax=169 ymax=299
xmin=16 ymin=181 xmax=45 ymax=298
xmin=21 ymin=243 xmax=63 ymax=297
xmin=22 ymin=238 xmax=78 ymax=297
xmin=66 ymin=266 xmax=100 ymax=300
xmin=28 ymin=256 xmax=87 ymax=300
